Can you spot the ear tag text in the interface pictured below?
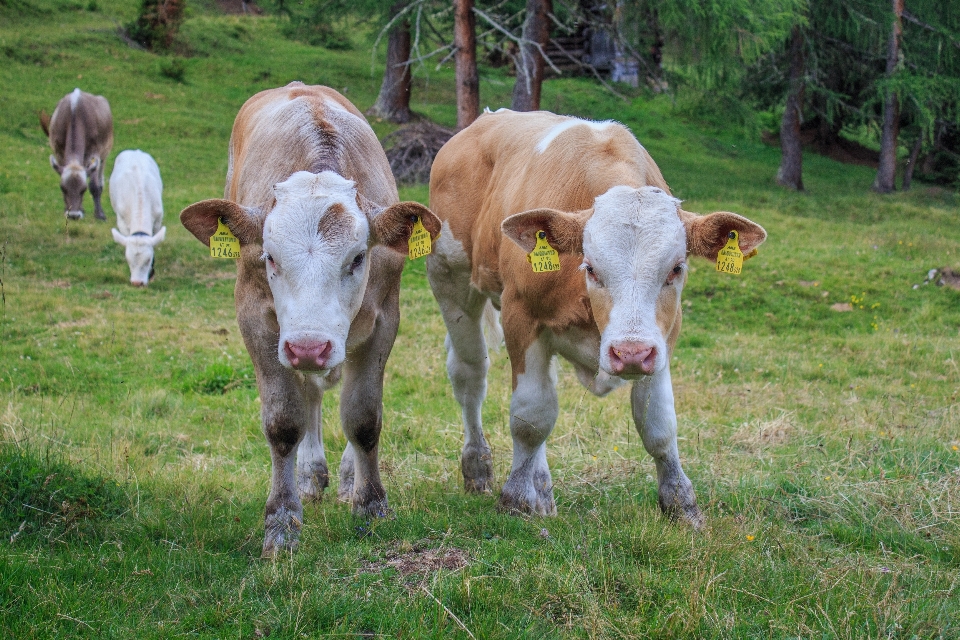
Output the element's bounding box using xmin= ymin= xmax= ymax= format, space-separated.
xmin=408 ymin=217 xmax=432 ymax=260
xmin=716 ymin=230 xmax=744 ymax=275
xmin=528 ymin=230 xmax=561 ymax=273
xmin=210 ymin=218 xmax=241 ymax=259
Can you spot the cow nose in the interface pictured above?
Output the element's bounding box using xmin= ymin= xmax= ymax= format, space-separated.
xmin=283 ymin=340 xmax=333 ymax=370
xmin=131 ymin=280 xmax=146 ymax=287
xmin=609 ymin=342 xmax=657 ymax=376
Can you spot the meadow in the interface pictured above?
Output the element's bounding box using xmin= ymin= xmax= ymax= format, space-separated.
xmin=1 ymin=0 xmax=959 ymax=637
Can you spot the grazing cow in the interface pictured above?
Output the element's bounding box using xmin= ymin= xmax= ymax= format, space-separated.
xmin=109 ymin=150 xmax=166 ymax=286
xmin=427 ymin=109 xmax=767 ymax=526
xmin=40 ymin=88 xmax=113 ymax=220
xmin=180 ymin=83 xmax=440 ymax=557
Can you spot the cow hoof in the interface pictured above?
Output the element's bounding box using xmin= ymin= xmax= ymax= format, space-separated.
xmin=95 ymin=211 xmax=106 ymax=221
xmin=497 ymin=472 xmax=556 ymax=516
xmin=351 ymin=483 xmax=389 ymax=518
xmin=261 ymin=507 xmax=302 ymax=558
xmin=461 ymin=443 xmax=494 ymax=493
xmin=297 ymin=461 xmax=329 ymax=503
xmin=660 ymin=500 xmax=705 ymax=530
xmin=337 ymin=479 xmax=354 ymax=503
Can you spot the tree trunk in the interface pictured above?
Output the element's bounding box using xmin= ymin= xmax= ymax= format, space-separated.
xmin=369 ymin=2 xmax=413 ymax=124
xmin=872 ymin=0 xmax=904 ymax=194
xmin=454 ymin=0 xmax=479 ymax=130
xmin=776 ymin=24 xmax=805 ymax=191
xmin=902 ymin=131 xmax=923 ymax=190
xmin=511 ymin=0 xmax=552 ymax=111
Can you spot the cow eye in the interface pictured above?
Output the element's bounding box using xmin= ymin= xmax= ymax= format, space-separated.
xmin=350 ymin=251 xmax=365 ymax=273
xmin=581 ymin=262 xmax=603 ymax=287
xmin=665 ymin=262 xmax=684 ymax=285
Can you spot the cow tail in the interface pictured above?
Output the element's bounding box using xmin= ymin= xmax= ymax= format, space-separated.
xmin=481 ymin=299 xmax=503 ymax=353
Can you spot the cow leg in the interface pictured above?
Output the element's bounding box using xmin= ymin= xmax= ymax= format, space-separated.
xmin=296 ymin=372 xmax=338 ymax=502
xmin=90 ymin=162 xmax=106 ymax=221
xmin=631 ymin=367 xmax=704 ymax=528
xmin=427 ymin=245 xmax=494 ymax=492
xmin=260 ymin=377 xmax=308 ymax=558
xmin=441 ymin=303 xmax=494 ymax=492
xmin=499 ymin=334 xmax=558 ymax=516
xmin=337 ymin=295 xmax=397 ymax=518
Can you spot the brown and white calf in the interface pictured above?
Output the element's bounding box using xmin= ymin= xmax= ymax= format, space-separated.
xmin=40 ymin=88 xmax=113 ymax=220
xmin=180 ymin=83 xmax=440 ymax=556
xmin=427 ymin=109 xmax=766 ymax=526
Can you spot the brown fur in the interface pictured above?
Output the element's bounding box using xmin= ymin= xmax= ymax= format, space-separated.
xmin=430 ymin=110 xmax=765 ymax=384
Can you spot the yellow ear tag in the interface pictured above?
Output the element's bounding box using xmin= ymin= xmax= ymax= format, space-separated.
xmin=408 ymin=217 xmax=431 ymax=260
xmin=716 ymin=230 xmax=744 ymax=275
xmin=210 ymin=217 xmax=241 ymax=259
xmin=528 ymin=230 xmax=561 ymax=273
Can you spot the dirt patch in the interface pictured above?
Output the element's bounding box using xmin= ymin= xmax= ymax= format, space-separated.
xmin=364 ymin=541 xmax=469 ymax=577
xmin=381 ymin=121 xmax=455 ymax=186
xmin=216 ymin=0 xmax=263 ymax=15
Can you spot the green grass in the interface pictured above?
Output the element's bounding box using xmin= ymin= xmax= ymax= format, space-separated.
xmin=2 ymin=1 xmax=959 ymax=637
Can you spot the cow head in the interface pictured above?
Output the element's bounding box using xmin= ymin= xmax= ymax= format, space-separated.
xmin=180 ymin=170 xmax=440 ymax=374
xmin=51 ymin=155 xmax=98 ymax=220
xmin=112 ymin=227 xmax=166 ymax=286
xmin=502 ymin=185 xmax=766 ymax=379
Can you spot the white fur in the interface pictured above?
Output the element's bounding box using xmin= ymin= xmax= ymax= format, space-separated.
xmin=109 ymin=150 xmax=165 ymax=285
xmin=583 ymin=185 xmax=686 ymax=377
xmin=70 ymin=87 xmax=81 ymax=111
xmin=262 ymin=170 xmax=372 ymax=372
xmin=535 ymin=118 xmax=613 ymax=154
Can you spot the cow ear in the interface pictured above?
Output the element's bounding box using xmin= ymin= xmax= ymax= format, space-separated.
xmin=151 ymin=226 xmax=167 ymax=245
xmin=680 ymin=209 xmax=767 ymax=260
xmin=111 ymin=228 xmax=128 ymax=246
xmin=369 ymin=201 xmax=441 ymax=254
xmin=39 ymin=109 xmax=51 ymax=137
xmin=180 ymin=199 xmax=264 ymax=248
xmin=502 ymin=207 xmax=590 ymax=254
xmin=50 ymin=155 xmax=62 ymax=175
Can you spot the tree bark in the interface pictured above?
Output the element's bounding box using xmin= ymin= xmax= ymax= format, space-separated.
xmin=511 ymin=0 xmax=552 ymax=111
xmin=369 ymin=2 xmax=413 ymax=124
xmin=872 ymin=0 xmax=904 ymax=194
xmin=776 ymin=24 xmax=805 ymax=191
xmin=454 ymin=0 xmax=479 ymax=130
xmin=901 ymin=131 xmax=923 ymax=190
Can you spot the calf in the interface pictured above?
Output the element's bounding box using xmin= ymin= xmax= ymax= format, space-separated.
xmin=109 ymin=150 xmax=166 ymax=286
xmin=40 ymin=88 xmax=113 ymax=220
xmin=427 ymin=110 xmax=766 ymax=526
xmin=180 ymin=83 xmax=440 ymax=556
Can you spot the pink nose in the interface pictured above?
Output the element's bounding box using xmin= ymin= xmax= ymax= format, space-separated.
xmin=283 ymin=340 xmax=333 ymax=370
xmin=609 ymin=342 xmax=657 ymax=376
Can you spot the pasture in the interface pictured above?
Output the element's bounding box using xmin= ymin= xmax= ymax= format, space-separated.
xmin=1 ymin=0 xmax=959 ymax=637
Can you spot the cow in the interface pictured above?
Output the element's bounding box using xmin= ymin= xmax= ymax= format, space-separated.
xmin=179 ymin=83 xmax=441 ymax=557
xmin=40 ymin=88 xmax=113 ymax=220
xmin=426 ymin=109 xmax=767 ymax=527
xmin=109 ymin=150 xmax=166 ymax=286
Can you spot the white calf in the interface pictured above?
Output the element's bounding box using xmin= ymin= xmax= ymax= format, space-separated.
xmin=109 ymin=150 xmax=166 ymax=286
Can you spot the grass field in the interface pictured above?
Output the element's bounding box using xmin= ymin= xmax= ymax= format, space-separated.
xmin=1 ymin=0 xmax=959 ymax=637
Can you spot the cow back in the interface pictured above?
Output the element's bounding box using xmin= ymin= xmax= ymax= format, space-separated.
xmin=227 ymin=83 xmax=398 ymax=213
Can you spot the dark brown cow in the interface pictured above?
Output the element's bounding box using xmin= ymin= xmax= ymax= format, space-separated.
xmin=40 ymin=88 xmax=113 ymax=220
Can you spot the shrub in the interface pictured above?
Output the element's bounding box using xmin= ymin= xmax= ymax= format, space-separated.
xmin=127 ymin=0 xmax=185 ymax=51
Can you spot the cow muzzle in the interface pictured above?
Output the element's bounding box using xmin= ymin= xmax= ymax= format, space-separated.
xmin=608 ymin=342 xmax=657 ymax=376
xmin=283 ymin=340 xmax=333 ymax=371
xmin=65 ymin=209 xmax=84 ymax=220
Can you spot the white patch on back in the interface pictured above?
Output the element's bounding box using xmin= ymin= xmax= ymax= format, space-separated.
xmin=535 ymin=118 xmax=613 ymax=154
xmin=70 ymin=88 xmax=81 ymax=111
